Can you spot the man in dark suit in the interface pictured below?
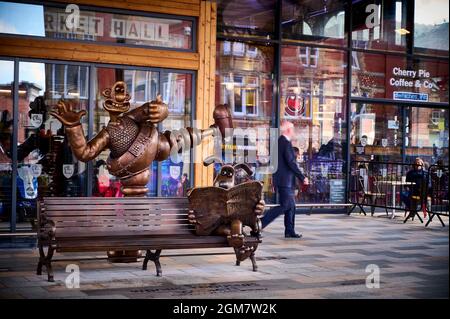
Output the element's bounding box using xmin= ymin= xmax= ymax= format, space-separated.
xmin=261 ymin=120 xmax=309 ymax=238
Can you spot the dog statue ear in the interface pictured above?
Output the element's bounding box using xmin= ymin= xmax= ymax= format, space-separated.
xmin=233 ymin=163 xmax=253 ymax=176
xmin=203 ymin=155 xmax=223 ymax=167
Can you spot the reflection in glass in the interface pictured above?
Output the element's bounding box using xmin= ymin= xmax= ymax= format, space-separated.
xmin=2 ymin=61 xmax=90 ymax=230
xmin=405 ymin=108 xmax=449 ymax=165
xmin=414 ymin=0 xmax=449 ymax=56
xmin=0 ymin=1 xmax=193 ymax=50
xmin=217 ymin=0 xmax=275 ymax=39
xmin=160 ymin=72 xmax=193 ymax=197
xmin=352 ymin=52 xmax=449 ymax=103
xmin=282 ymin=0 xmax=346 ymax=46
xmin=93 ymin=67 xmax=159 ymax=198
xmin=0 ymin=60 xmax=14 ymax=231
xmin=350 ymin=103 xmax=403 ymax=163
xmin=216 ymin=41 xmax=275 ymax=203
xmin=352 ymin=0 xmax=411 ymax=52
xmin=281 ymin=46 xmax=347 ymax=204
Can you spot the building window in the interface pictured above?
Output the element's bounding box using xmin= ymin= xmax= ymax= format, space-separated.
xmin=414 ymin=0 xmax=449 ymax=56
xmin=217 ymin=0 xmax=276 ymax=39
xmin=299 ymin=47 xmax=319 ymax=68
xmin=216 ymin=41 xmax=275 ymax=202
xmin=0 ymin=1 xmax=194 ymax=50
xmin=281 ymin=46 xmax=347 ymax=204
xmin=282 ymin=0 xmax=347 ymax=47
xmin=405 ymin=107 xmax=449 ymax=165
xmin=49 ymin=65 xmax=89 ymax=100
xmin=352 ymin=0 xmax=412 ymax=52
xmin=0 ymin=60 xmax=14 ymax=231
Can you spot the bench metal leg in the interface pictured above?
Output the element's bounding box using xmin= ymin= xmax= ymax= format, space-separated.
xmin=142 ymin=249 xmax=162 ymax=276
xmin=37 ymin=244 xmax=55 ymax=282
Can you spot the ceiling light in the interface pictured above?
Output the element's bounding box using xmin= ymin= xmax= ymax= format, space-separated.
xmin=395 ymin=28 xmax=410 ymax=35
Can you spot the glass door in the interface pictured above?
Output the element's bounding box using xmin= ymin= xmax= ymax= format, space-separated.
xmin=350 ymin=103 xmax=403 ymax=163
xmin=405 ymin=107 xmax=449 ymax=166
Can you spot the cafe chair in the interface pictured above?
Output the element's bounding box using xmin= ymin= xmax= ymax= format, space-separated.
xmin=358 ymin=176 xmax=388 ymax=216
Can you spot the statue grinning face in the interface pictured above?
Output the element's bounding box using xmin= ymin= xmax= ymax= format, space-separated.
xmin=102 ymin=81 xmax=131 ymax=114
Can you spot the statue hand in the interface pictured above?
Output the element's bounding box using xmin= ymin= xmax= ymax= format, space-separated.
xmin=148 ymin=95 xmax=168 ymax=124
xmin=254 ymin=199 xmax=265 ymax=216
xmin=188 ymin=209 xmax=202 ymax=225
xmin=50 ymin=101 xmax=86 ymax=127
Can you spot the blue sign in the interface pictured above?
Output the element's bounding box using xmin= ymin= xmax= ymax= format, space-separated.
xmin=393 ymin=91 xmax=429 ymax=102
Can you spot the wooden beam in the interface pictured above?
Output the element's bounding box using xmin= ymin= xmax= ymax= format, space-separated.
xmin=194 ymin=0 xmax=216 ymax=187
xmin=0 ymin=36 xmax=199 ymax=70
xmin=53 ymin=0 xmax=200 ymax=17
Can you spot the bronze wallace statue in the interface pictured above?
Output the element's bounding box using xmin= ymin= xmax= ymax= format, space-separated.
xmin=50 ymin=81 xmax=232 ymax=197
xmin=50 ymin=81 xmax=234 ymax=261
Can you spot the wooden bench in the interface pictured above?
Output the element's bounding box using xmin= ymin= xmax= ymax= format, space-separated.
xmin=37 ymin=197 xmax=261 ymax=282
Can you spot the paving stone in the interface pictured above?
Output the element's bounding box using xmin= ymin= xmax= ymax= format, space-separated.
xmin=0 ymin=214 xmax=447 ymax=298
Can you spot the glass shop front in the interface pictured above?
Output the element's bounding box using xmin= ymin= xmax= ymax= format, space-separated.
xmin=0 ymin=1 xmax=195 ymax=232
xmin=216 ymin=0 xmax=448 ymax=204
xmin=0 ymin=0 xmax=449 ymax=233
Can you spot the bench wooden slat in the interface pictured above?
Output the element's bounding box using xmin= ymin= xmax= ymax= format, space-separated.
xmin=43 ymin=204 xmax=189 ymax=211
xmin=46 ymin=228 xmax=194 ymax=239
xmin=53 ymin=236 xmax=260 ymax=252
xmin=52 ymin=220 xmax=191 ymax=228
xmin=43 ymin=210 xmax=188 ymax=217
xmin=51 ymin=215 xmax=188 ymax=224
xmin=43 ymin=197 xmax=189 ymax=205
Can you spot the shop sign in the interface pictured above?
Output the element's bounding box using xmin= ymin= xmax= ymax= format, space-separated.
xmin=329 ymin=179 xmax=345 ymax=203
xmin=390 ymin=68 xmax=434 ymax=89
xmin=393 ymin=91 xmax=429 ymax=102
xmin=381 ymin=138 xmax=388 ymax=148
xmin=44 ymin=11 xmax=170 ymax=43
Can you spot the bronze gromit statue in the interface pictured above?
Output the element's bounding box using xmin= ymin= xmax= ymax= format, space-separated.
xmin=187 ymin=156 xmax=265 ymax=237
xmin=50 ymin=81 xmax=232 ymax=197
xmin=187 ymin=156 xmax=265 ymax=269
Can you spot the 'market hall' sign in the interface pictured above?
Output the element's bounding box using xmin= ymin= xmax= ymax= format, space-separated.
xmin=42 ymin=7 xmax=192 ymax=49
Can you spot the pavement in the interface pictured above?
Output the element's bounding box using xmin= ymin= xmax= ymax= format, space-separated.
xmin=0 ymin=213 xmax=448 ymax=299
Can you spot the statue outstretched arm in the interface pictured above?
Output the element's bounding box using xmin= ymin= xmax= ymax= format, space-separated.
xmin=154 ymin=104 xmax=234 ymax=162
xmin=64 ymin=126 xmax=110 ymax=162
xmin=50 ymin=101 xmax=110 ymax=162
